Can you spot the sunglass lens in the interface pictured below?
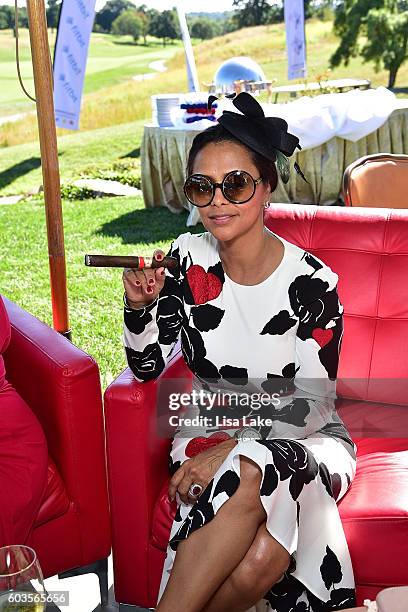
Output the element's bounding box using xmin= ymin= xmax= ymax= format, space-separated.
xmin=223 ymin=171 xmax=254 ymax=203
xmin=185 ymin=176 xmax=213 ymax=206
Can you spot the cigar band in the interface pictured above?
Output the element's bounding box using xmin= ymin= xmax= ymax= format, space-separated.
xmin=141 ymin=256 xmax=154 ymax=269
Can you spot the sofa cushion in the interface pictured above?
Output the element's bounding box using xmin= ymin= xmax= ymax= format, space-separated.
xmin=34 ymin=457 xmax=71 ymax=528
xmin=0 ymin=296 xmax=11 ymax=390
xmin=339 ymin=441 xmax=408 ymax=587
xmin=264 ymin=207 xmax=408 ymax=407
xmin=337 ymin=398 xmax=408 ymax=438
xmin=0 ymin=380 xmax=48 ymax=545
xmin=151 ymin=480 xmax=177 ymax=551
xmin=0 ymin=296 xmax=70 ymax=533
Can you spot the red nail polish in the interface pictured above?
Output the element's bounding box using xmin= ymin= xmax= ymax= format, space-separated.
xmin=146 ymin=286 xmax=153 ymax=293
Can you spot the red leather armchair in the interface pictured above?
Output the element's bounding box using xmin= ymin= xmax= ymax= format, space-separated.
xmin=1 ymin=295 xmax=111 ymax=604
xmin=105 ymin=204 xmax=408 ymax=609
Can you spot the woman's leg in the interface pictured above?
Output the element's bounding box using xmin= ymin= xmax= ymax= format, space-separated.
xmin=202 ymin=521 xmax=291 ymax=612
xmin=156 ymin=456 xmax=267 ymax=612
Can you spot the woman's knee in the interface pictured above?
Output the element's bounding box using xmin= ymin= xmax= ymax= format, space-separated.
xmin=213 ymin=455 xmax=264 ymax=520
xmin=238 ymin=455 xmax=262 ymax=484
xmin=224 ymin=456 xmax=264 ymax=515
xmin=229 ymin=524 xmax=291 ymax=595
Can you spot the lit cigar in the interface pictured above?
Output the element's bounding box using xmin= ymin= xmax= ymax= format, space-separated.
xmin=84 ymin=254 xmax=178 ymax=270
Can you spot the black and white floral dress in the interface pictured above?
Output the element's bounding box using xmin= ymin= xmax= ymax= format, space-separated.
xmin=123 ymin=228 xmax=357 ymax=612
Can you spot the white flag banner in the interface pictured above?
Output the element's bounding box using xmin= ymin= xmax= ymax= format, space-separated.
xmin=284 ymin=0 xmax=307 ymax=80
xmin=53 ymin=0 xmax=96 ymax=130
xmin=176 ymin=3 xmax=200 ymax=92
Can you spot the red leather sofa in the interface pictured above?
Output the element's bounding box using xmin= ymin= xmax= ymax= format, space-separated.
xmin=1 ymin=295 xmax=111 ymax=604
xmin=105 ymin=204 xmax=408 ymax=610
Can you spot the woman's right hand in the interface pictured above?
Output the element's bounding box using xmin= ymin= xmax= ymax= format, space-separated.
xmin=122 ymin=249 xmax=166 ymax=309
xmin=168 ymin=438 xmax=237 ymax=504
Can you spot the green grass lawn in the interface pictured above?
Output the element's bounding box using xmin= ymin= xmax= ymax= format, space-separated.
xmin=0 ymin=195 xmax=202 ymax=387
xmin=0 ymin=119 xmax=145 ymax=195
xmin=0 ymin=29 xmax=182 ymax=117
xmin=84 ymin=35 xmax=183 ymax=93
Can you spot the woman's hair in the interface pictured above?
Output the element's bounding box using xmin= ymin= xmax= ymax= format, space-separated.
xmin=186 ymin=123 xmax=278 ymax=193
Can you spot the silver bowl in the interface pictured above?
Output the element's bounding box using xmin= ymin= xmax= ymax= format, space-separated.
xmin=213 ymin=56 xmax=266 ymax=93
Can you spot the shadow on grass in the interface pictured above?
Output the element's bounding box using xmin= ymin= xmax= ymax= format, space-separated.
xmin=96 ymin=206 xmax=203 ymax=244
xmin=0 ymin=157 xmax=41 ymax=190
xmin=112 ymin=40 xmax=140 ymax=46
xmin=112 ymin=40 xmax=175 ymax=48
xmin=392 ymin=87 xmax=408 ymax=96
xmin=121 ymin=147 xmax=140 ymax=159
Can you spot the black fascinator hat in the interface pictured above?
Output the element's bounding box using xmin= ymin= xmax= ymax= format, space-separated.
xmin=208 ymin=92 xmax=307 ymax=184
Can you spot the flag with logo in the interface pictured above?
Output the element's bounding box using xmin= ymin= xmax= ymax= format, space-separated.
xmin=176 ymin=3 xmax=200 ymax=92
xmin=284 ymin=0 xmax=307 ymax=80
xmin=53 ymin=0 xmax=97 ymax=129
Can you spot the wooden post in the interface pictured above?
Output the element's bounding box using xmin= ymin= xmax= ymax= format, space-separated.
xmin=26 ymin=0 xmax=71 ymax=339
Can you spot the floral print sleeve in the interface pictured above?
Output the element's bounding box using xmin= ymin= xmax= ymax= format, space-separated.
xmin=123 ymin=235 xmax=187 ymax=383
xmin=291 ymin=258 xmax=353 ymax=448
xmin=292 ymin=255 xmax=343 ymax=384
xmin=249 ymin=256 xmax=352 ymax=449
xmin=290 ymin=258 xmax=343 ymax=435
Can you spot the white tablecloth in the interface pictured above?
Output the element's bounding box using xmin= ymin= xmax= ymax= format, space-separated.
xmin=260 ymin=87 xmax=400 ymax=149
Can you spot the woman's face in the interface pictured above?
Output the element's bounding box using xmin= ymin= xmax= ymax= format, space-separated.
xmin=191 ymin=141 xmax=271 ymax=242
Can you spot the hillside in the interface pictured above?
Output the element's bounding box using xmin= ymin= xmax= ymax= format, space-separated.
xmin=0 ymin=19 xmax=406 ymax=149
xmin=0 ymin=29 xmax=183 ymax=117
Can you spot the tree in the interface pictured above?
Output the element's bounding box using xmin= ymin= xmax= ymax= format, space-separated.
xmin=232 ymin=0 xmax=273 ymax=27
xmin=330 ymin=0 xmax=408 ymax=88
xmin=0 ymin=4 xmax=27 ymax=36
xmin=17 ymin=5 xmax=28 ymax=28
xmin=312 ymin=0 xmax=335 ymax=22
xmin=112 ymin=9 xmax=143 ymax=41
xmin=143 ymin=7 xmax=159 ymax=43
xmin=0 ymin=10 xmax=8 ymax=30
xmin=0 ymin=5 xmax=13 ymax=29
xmin=221 ymin=16 xmax=241 ymax=33
xmin=267 ymin=3 xmax=284 ymax=23
xmin=364 ymin=6 xmax=408 ymax=87
xmin=46 ymin=0 xmax=61 ymax=32
xmin=135 ymin=8 xmax=150 ymax=45
xmin=148 ymin=10 xmax=180 ymax=46
xmin=95 ymin=0 xmax=134 ymax=33
xmin=190 ymin=17 xmax=219 ymax=40
xmin=304 ymin=0 xmax=314 ymax=19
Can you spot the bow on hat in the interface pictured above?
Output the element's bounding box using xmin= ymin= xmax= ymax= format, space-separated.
xmin=208 ymin=92 xmax=307 ymax=184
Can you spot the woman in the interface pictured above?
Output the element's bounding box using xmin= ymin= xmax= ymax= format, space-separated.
xmin=122 ymin=93 xmax=357 ymax=612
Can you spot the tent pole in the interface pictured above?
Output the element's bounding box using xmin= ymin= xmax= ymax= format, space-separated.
xmin=26 ymin=0 xmax=70 ymax=339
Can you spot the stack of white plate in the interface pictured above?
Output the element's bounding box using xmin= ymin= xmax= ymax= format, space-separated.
xmin=151 ymin=94 xmax=184 ymax=127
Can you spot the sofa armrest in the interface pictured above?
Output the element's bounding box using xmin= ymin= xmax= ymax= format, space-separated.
xmin=104 ymin=344 xmax=192 ymax=602
xmin=2 ymin=296 xmax=111 ymax=559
